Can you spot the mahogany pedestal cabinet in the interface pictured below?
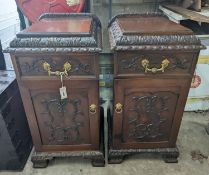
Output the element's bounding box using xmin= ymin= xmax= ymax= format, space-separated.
xmin=6 ymin=13 xmax=104 ymax=167
xmin=108 ymin=13 xmax=205 ymax=163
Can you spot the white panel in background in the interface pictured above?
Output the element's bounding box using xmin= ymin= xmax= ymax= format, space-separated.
xmin=0 ymin=0 xmax=20 ymax=70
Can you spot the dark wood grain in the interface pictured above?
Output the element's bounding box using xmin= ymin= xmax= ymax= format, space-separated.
xmin=112 ymin=78 xmax=190 ymax=149
xmin=115 ymin=51 xmax=199 ymax=77
xmin=108 ymin=14 xmax=203 ymax=164
xmin=23 ymin=18 xmax=92 ymax=35
xmin=16 ymin=54 xmax=98 ymax=77
xmin=8 ymin=14 xmax=104 ymax=167
xmin=117 ymin=16 xmax=192 ymax=35
xmin=108 ymin=13 xmax=205 ymax=51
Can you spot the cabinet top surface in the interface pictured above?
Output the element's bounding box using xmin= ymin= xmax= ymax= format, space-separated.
xmin=22 ymin=17 xmax=92 ymax=35
xmin=108 ymin=13 xmax=204 ymax=51
xmin=6 ymin=13 xmax=102 ymax=53
xmin=117 ymin=16 xmax=192 ymax=35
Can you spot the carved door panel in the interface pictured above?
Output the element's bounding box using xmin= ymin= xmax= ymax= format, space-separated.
xmin=113 ymin=78 xmax=189 ymax=149
xmin=23 ymin=79 xmax=99 ymax=150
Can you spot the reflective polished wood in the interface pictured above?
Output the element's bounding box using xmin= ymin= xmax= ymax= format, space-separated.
xmin=7 ymin=13 xmax=104 ymax=168
xmin=22 ymin=18 xmax=92 ymax=34
xmin=108 ymin=13 xmax=204 ymax=164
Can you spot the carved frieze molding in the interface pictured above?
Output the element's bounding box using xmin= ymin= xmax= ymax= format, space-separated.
xmin=32 ymin=150 xmax=104 ymax=159
xmin=109 ymin=42 xmax=205 ymax=51
xmin=108 ymin=13 xmax=205 ymax=51
xmin=18 ymin=56 xmax=93 ymax=75
xmin=109 ymin=147 xmax=179 ymax=157
xmin=120 ymin=55 xmax=189 ymax=72
xmin=4 ymin=47 xmax=102 ymax=53
xmin=9 ymin=37 xmax=97 ymax=48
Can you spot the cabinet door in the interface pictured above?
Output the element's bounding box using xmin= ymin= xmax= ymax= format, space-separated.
xmin=113 ymin=78 xmax=190 ymax=149
xmin=19 ymin=79 xmax=100 ymax=151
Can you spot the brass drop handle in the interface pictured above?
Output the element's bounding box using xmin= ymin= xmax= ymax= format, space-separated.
xmin=89 ymin=104 xmax=97 ymax=114
xmin=141 ymin=59 xmax=170 ymax=73
xmin=115 ymin=103 xmax=123 ymax=114
xmin=43 ymin=61 xmax=72 ymax=76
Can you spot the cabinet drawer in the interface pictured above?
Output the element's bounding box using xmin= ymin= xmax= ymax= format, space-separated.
xmin=115 ymin=51 xmax=199 ymax=77
xmin=15 ymin=54 xmax=98 ymax=78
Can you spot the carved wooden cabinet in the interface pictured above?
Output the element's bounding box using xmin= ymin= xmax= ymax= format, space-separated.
xmin=6 ymin=13 xmax=104 ymax=167
xmin=108 ymin=13 xmax=205 ymax=163
xmin=0 ymin=71 xmax=32 ymax=170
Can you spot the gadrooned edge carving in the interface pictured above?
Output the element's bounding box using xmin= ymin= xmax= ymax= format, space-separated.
xmin=111 ymin=44 xmax=206 ymax=51
xmin=4 ymin=47 xmax=102 ymax=54
xmin=32 ymin=150 xmax=104 ymax=159
xmin=112 ymin=21 xmax=200 ymax=45
xmin=109 ymin=26 xmax=205 ymax=51
xmin=108 ymin=147 xmax=179 ymax=157
xmin=109 ymin=23 xmax=203 ymax=47
xmin=6 ymin=13 xmax=102 ymax=53
xmin=10 ymin=20 xmax=99 ymax=47
xmin=108 ymin=13 xmax=205 ymax=51
xmin=10 ymin=36 xmax=97 ymax=47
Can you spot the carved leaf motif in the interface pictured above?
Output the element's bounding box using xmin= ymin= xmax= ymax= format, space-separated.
xmin=128 ymin=93 xmax=169 ymax=140
xmin=19 ymin=56 xmax=93 ymax=75
xmin=33 ymin=92 xmax=85 ymax=144
xmin=121 ymin=56 xmax=188 ymax=72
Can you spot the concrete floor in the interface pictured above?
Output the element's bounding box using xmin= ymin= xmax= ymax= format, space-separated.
xmin=1 ymin=111 xmax=209 ymax=175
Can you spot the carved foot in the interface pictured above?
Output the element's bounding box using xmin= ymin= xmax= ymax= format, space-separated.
xmin=163 ymin=152 xmax=179 ymax=163
xmin=31 ymin=157 xmax=49 ymax=168
xmin=108 ymin=156 xmax=124 ymax=164
xmin=91 ymin=158 xmax=105 ymax=167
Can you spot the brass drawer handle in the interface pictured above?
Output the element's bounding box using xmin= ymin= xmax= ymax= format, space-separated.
xmin=141 ymin=59 xmax=170 ymax=73
xmin=89 ymin=104 xmax=97 ymax=114
xmin=115 ymin=103 xmax=123 ymax=114
xmin=43 ymin=61 xmax=72 ymax=76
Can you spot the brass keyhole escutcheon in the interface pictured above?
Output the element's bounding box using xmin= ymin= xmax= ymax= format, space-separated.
xmin=115 ymin=103 xmax=123 ymax=114
xmin=89 ymin=104 xmax=97 ymax=114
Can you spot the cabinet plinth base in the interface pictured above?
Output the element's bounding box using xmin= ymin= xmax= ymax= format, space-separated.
xmin=91 ymin=159 xmax=105 ymax=167
xmin=108 ymin=156 xmax=124 ymax=164
xmin=162 ymin=151 xmax=179 ymax=163
xmin=31 ymin=150 xmax=104 ymax=168
xmin=31 ymin=156 xmax=49 ymax=168
xmin=108 ymin=147 xmax=179 ymax=164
